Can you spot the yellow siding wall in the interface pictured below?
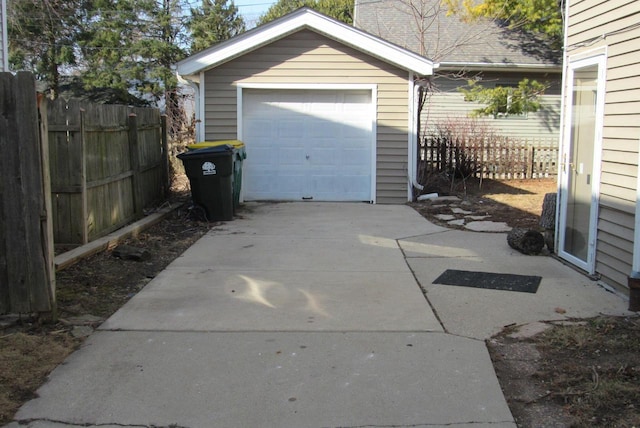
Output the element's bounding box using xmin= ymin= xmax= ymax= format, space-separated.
xmin=203 ymin=29 xmax=410 ymax=204
xmin=566 ymin=0 xmax=640 ymax=290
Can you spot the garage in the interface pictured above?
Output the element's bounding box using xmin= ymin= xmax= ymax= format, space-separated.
xmin=241 ymin=88 xmax=374 ymax=201
xmin=176 ymin=8 xmax=434 ymax=203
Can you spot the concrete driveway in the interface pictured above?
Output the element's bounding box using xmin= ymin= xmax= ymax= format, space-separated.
xmin=9 ymin=202 xmax=630 ymax=428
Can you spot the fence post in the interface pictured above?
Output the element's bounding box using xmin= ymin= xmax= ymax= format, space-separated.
xmin=528 ymin=146 xmax=535 ymax=178
xmin=38 ymin=96 xmax=57 ymax=319
xmin=161 ymin=114 xmax=170 ymax=198
xmin=0 ymin=72 xmax=54 ymax=316
xmin=80 ymin=108 xmax=89 ymax=244
xmin=128 ymin=113 xmax=143 ymax=218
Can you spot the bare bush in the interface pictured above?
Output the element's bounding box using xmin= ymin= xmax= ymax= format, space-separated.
xmin=164 ymin=88 xmax=197 ymax=192
xmin=417 ymin=116 xmax=557 ymax=197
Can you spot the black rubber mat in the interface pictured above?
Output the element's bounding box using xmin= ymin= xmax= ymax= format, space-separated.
xmin=433 ymin=269 xmax=542 ymax=294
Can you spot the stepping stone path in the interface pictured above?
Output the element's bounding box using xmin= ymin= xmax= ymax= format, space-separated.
xmin=414 ymin=196 xmax=512 ymax=232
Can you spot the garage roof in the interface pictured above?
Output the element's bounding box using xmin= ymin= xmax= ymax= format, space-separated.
xmin=176 ymin=7 xmax=436 ymax=78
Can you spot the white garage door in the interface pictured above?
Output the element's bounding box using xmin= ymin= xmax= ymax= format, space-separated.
xmin=241 ymin=89 xmax=374 ymax=201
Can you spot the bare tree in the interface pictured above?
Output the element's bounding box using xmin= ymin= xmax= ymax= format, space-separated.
xmin=356 ymin=0 xmax=504 ymax=63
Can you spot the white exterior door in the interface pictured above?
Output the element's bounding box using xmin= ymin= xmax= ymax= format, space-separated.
xmin=241 ymin=89 xmax=374 ymax=201
xmin=558 ymin=55 xmax=606 ymax=273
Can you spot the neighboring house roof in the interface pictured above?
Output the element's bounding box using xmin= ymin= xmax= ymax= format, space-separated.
xmin=354 ymin=0 xmax=561 ymax=71
xmin=177 ymin=7 xmax=435 ymax=78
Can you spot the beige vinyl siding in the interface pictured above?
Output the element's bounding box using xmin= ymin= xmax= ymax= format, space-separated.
xmin=566 ymin=0 xmax=640 ymax=292
xmin=567 ymin=0 xmax=637 ymax=47
xmin=424 ymin=72 xmax=561 ymax=141
xmin=203 ymin=29 xmax=410 ymax=204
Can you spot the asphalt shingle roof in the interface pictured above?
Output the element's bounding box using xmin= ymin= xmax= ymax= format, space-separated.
xmin=354 ymin=0 xmax=561 ymax=67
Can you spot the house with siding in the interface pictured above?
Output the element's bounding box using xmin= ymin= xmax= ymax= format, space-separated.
xmin=354 ymin=0 xmax=562 ymax=141
xmin=1 ymin=0 xmax=8 ymax=72
xmin=557 ymin=0 xmax=640 ymax=297
xmin=176 ymin=8 xmax=435 ymax=204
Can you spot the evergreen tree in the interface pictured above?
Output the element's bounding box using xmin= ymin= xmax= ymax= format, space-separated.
xmin=459 ymin=78 xmax=548 ymax=118
xmin=257 ymin=0 xmax=353 ymax=26
xmin=188 ymin=0 xmax=245 ymax=53
xmin=7 ymin=0 xmax=87 ymax=97
xmin=78 ymin=0 xmax=187 ymax=103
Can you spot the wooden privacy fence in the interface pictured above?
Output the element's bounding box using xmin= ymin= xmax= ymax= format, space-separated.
xmin=48 ymin=100 xmax=168 ymax=246
xmin=420 ymin=135 xmax=558 ymax=180
xmin=0 ymin=72 xmax=55 ymax=315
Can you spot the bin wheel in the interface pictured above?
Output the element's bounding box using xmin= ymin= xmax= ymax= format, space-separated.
xmin=188 ymin=204 xmax=210 ymax=222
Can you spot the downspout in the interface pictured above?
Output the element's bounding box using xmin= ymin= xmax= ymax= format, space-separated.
xmin=176 ymin=72 xmax=202 ymax=142
xmin=628 ymin=139 xmax=640 ymax=311
xmin=1 ymin=0 xmax=8 ymax=71
xmin=408 ymin=73 xmax=424 ymax=200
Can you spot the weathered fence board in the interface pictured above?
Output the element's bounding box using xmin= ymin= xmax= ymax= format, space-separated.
xmin=420 ymin=135 xmax=558 ymax=181
xmin=48 ymin=100 xmax=166 ymax=245
xmin=0 ymin=72 xmax=55 ymax=315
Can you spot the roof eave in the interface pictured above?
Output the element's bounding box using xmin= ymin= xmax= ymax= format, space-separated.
xmin=436 ymin=62 xmax=562 ymax=73
xmin=176 ymin=8 xmax=435 ymax=78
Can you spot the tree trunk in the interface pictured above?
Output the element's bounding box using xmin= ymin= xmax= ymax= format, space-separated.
xmin=507 ymin=228 xmax=545 ymax=255
xmin=539 ymin=192 xmax=557 ymax=251
xmin=539 ymin=193 xmax=557 ymax=229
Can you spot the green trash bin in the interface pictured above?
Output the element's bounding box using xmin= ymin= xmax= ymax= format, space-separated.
xmin=187 ymin=140 xmax=246 ymax=211
xmin=178 ymin=145 xmax=234 ymax=221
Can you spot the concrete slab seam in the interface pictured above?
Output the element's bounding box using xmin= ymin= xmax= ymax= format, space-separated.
xmin=395 ymin=228 xmax=454 ymax=242
xmin=13 ymin=418 xmax=189 ymax=428
xmin=95 ymin=328 xmax=456 ymax=335
xmin=396 ymin=238 xmax=447 ymax=334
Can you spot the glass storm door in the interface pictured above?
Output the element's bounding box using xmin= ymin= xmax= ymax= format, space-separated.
xmin=558 ymin=56 xmax=605 ymax=272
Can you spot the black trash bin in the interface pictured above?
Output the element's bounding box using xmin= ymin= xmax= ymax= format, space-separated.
xmin=178 ymin=145 xmax=234 ymax=221
xmin=187 ymin=140 xmax=246 ymax=211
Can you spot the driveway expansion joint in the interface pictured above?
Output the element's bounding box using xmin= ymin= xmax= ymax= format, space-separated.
xmin=15 ymin=419 xmax=190 ymax=428
xmin=397 ymin=238 xmax=447 ymax=334
xmin=397 ymin=229 xmax=453 ymax=241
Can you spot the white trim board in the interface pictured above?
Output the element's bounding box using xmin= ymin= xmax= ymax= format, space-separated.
xmin=176 ymin=8 xmax=435 ymax=78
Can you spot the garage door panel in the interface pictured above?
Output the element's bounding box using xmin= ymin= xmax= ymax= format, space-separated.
xmin=309 ymin=121 xmax=342 ymax=138
xmin=247 ymin=173 xmax=306 ymax=199
xmin=343 ymin=148 xmax=370 ymax=166
xmin=278 ymin=119 xmax=305 ymax=137
xmin=276 ymin=147 xmax=303 ymax=165
xmin=245 ymin=119 xmax=274 ymax=139
xmin=309 ymin=148 xmax=337 ymax=166
xmin=250 ymin=147 xmax=275 ymax=163
xmin=242 ymin=89 xmax=373 ymax=201
xmin=343 ymin=121 xmax=371 ymax=136
xmin=344 ymin=92 xmax=371 ymax=105
xmin=278 ymin=174 xmax=306 ymax=193
xmin=310 ymin=176 xmax=371 ymax=201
